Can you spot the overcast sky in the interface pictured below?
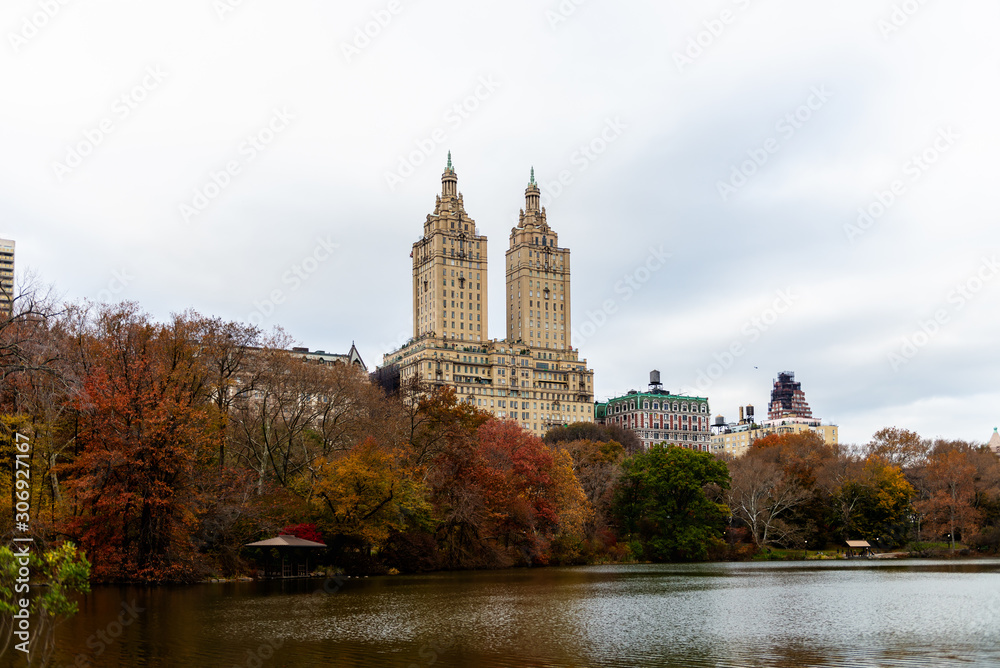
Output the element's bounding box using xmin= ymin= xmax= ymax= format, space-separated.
xmin=3 ymin=0 xmax=998 ymax=445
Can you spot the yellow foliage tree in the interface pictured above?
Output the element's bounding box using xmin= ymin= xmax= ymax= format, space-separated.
xmin=311 ymin=437 xmax=430 ymax=548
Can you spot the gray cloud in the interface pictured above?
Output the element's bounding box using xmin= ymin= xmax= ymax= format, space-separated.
xmin=2 ymin=0 xmax=998 ymax=446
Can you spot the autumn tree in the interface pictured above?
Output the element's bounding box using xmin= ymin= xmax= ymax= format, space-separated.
xmin=59 ymin=304 xmax=223 ymax=582
xmin=551 ymin=438 xmax=625 ymax=544
xmin=832 ymin=456 xmax=915 ymax=546
xmin=409 ymin=384 xmax=490 ymax=469
xmin=613 ymin=445 xmax=730 ymax=562
xmin=727 ymin=454 xmax=810 ymax=548
xmin=915 ymin=443 xmax=983 ymax=549
xmin=192 ymin=314 xmax=268 ymax=469
xmin=545 ymin=422 xmax=642 ymax=455
xmin=0 ymin=271 xmax=62 ymax=380
xmin=862 ymin=427 xmax=928 ymax=470
xmin=425 ymin=416 xmax=583 ymax=569
xmin=727 ymin=432 xmax=837 ymax=548
xmin=310 ymin=437 xmax=430 ymax=551
xmin=547 ymin=448 xmax=594 ymax=562
xmin=228 ymin=348 xmax=398 ymax=498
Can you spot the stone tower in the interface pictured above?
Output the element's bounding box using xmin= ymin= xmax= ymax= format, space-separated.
xmin=504 ymin=169 xmax=573 ymax=350
xmin=411 ymin=153 xmax=488 ymax=342
xmin=385 ymin=157 xmax=595 ymax=438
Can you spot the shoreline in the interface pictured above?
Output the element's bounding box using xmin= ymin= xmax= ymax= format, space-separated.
xmin=80 ymin=551 xmax=998 ymax=586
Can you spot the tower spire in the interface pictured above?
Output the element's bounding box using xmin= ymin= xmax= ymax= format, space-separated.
xmin=442 ymin=151 xmax=457 ymax=197
xmin=525 ymin=167 xmax=540 ymax=212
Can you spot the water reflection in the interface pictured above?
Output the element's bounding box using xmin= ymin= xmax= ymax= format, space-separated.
xmin=43 ymin=560 xmax=1000 ymax=668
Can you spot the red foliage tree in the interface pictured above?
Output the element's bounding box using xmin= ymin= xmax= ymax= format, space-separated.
xmin=59 ymin=306 xmax=221 ymax=582
xmin=280 ymin=523 xmax=325 ymax=544
xmin=429 ymin=418 xmax=567 ymax=567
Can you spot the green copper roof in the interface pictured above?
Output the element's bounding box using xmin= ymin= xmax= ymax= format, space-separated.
xmin=447 ymin=151 xmax=453 ymax=171
xmin=600 ymin=391 xmax=709 ymax=405
xmin=530 ymin=166 xmax=535 ymax=185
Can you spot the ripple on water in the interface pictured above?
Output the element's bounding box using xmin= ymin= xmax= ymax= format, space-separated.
xmin=51 ymin=560 xmax=1000 ymax=667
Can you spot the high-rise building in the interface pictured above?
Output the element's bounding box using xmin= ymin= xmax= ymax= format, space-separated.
xmin=383 ymin=156 xmax=596 ymax=437
xmin=989 ymin=428 xmax=1000 ymax=456
xmin=411 ymin=154 xmax=488 ymax=342
xmin=712 ymin=372 xmax=837 ymax=457
xmin=505 ymin=170 xmax=571 ymax=350
xmin=768 ymin=371 xmax=813 ymax=420
xmin=0 ymin=238 xmax=14 ymax=319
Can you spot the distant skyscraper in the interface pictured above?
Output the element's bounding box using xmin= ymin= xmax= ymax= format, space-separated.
xmin=383 ymin=156 xmax=596 ymax=437
xmin=712 ymin=372 xmax=838 ymax=457
xmin=504 ymin=170 xmax=572 ymax=350
xmin=989 ymin=428 xmax=1000 ymax=456
xmin=0 ymin=238 xmax=13 ymax=319
xmin=411 ymin=153 xmax=489 ymax=342
xmin=767 ymin=371 xmax=813 ymax=420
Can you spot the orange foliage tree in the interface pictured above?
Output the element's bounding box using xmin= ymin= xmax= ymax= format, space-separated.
xmin=915 ymin=446 xmax=981 ymax=549
xmin=59 ymin=305 xmax=222 ymax=582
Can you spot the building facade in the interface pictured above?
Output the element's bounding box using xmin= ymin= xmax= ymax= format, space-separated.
xmin=595 ymin=371 xmax=712 ymax=451
xmin=712 ymin=419 xmax=839 ymax=458
xmin=0 ymin=238 xmax=13 ymax=319
xmin=768 ymin=371 xmax=813 ymax=420
xmin=505 ymin=169 xmax=572 ymax=351
xmin=712 ymin=372 xmax=838 ymax=457
xmin=411 ymin=154 xmax=488 ymax=343
xmin=382 ymin=157 xmax=596 ymax=437
xmin=291 ymin=344 xmax=366 ymax=371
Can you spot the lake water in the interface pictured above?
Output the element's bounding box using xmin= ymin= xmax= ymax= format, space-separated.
xmin=34 ymin=559 xmax=1000 ymax=667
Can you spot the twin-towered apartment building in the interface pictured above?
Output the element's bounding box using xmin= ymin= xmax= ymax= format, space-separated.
xmin=382 ymin=155 xmax=596 ymax=437
xmin=377 ymin=158 xmax=835 ymax=454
